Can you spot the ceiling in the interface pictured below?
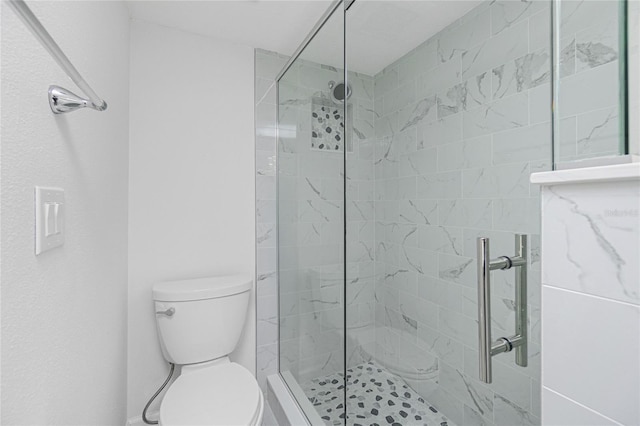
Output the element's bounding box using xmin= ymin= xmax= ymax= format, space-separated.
xmin=346 ymin=0 xmax=483 ymax=74
xmin=127 ymin=0 xmax=483 ymax=76
xmin=127 ymin=1 xmax=333 ymax=57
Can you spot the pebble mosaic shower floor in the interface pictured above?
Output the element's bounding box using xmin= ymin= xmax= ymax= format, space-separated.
xmin=302 ymin=361 xmax=455 ymax=426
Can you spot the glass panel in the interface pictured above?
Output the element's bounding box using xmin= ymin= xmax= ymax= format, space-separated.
xmin=345 ymin=1 xmax=549 ymax=424
xmin=343 ymin=4 xmax=376 ymax=425
xmin=276 ymin=5 xmax=346 ymax=423
xmin=553 ymin=0 xmax=628 ymax=166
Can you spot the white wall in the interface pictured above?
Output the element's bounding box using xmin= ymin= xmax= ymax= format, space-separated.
xmin=1 ymin=1 xmax=130 ymax=424
xmin=128 ymin=20 xmax=255 ymax=421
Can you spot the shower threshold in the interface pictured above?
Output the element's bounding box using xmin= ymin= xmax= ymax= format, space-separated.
xmin=302 ymin=361 xmax=455 ymax=426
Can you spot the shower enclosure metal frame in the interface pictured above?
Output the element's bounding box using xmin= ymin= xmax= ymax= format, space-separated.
xmin=275 ymin=1 xmax=344 ymax=81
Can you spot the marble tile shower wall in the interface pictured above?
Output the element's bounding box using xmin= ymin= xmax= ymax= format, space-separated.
xmin=277 ymin=58 xmax=376 ymax=384
xmin=277 ymin=58 xmax=346 ymax=384
xmin=255 ymin=49 xmax=288 ymax=391
xmin=556 ymin=1 xmax=624 ymax=161
xmin=344 ymin=71 xmax=377 ymax=371
xmin=255 ymin=49 xmax=377 ymax=390
xmin=371 ymin=2 xmax=550 ymax=425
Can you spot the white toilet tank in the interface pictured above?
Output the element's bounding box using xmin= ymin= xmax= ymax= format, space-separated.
xmin=152 ymin=275 xmax=252 ymax=365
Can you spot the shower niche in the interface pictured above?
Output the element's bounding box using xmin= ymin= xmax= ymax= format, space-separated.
xmin=310 ymin=94 xmax=352 ymax=152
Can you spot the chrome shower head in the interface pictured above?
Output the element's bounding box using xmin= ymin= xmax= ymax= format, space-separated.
xmin=328 ymin=80 xmax=352 ymax=104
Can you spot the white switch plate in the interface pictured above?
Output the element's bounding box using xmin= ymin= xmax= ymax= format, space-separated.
xmin=35 ymin=186 xmax=64 ymax=255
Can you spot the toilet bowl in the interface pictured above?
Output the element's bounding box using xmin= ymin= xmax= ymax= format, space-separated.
xmin=152 ymin=275 xmax=263 ymax=426
xmin=160 ymin=359 xmax=263 ymax=426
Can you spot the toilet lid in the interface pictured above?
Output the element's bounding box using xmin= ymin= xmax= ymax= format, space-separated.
xmin=160 ymin=363 xmax=261 ymax=426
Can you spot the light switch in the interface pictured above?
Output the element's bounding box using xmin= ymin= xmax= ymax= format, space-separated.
xmin=35 ymin=186 xmax=64 ymax=255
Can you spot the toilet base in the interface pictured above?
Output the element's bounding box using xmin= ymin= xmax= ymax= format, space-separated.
xmin=159 ymin=360 xmax=264 ymax=426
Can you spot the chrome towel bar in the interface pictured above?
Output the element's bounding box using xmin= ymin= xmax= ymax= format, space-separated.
xmin=8 ymin=0 xmax=107 ymax=114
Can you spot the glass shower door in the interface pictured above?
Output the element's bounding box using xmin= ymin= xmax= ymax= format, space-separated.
xmin=344 ymin=1 xmax=549 ymax=425
xmin=276 ymin=4 xmax=347 ymax=423
xmin=553 ymin=0 xmax=629 ymax=165
xmin=274 ymin=0 xmax=629 ymax=424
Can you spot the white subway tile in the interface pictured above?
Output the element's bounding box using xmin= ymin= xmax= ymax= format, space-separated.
xmin=542 ymin=388 xmax=619 ymax=426
xmin=543 ymin=286 xmax=640 ymax=425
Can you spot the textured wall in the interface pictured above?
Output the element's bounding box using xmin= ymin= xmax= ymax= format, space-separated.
xmin=1 ymin=1 xmax=130 ymax=424
xmin=127 ymin=20 xmax=255 ymax=422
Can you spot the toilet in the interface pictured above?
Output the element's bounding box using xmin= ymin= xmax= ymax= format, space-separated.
xmin=152 ymin=275 xmax=263 ymax=426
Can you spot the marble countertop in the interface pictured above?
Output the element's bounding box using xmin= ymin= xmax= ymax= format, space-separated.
xmin=531 ymin=162 xmax=640 ymax=185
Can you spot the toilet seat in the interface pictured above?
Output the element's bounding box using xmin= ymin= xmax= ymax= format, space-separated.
xmin=160 ymin=362 xmax=263 ymax=426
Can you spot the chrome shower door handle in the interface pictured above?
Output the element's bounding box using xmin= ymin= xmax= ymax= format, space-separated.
xmin=476 ymin=234 xmax=528 ymax=384
xmin=477 ymin=237 xmax=493 ymax=384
